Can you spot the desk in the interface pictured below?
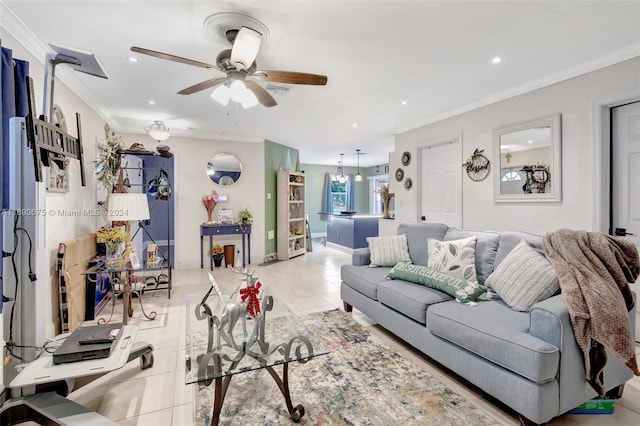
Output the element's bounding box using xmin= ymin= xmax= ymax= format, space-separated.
xmin=200 ymin=224 xmax=251 ymax=270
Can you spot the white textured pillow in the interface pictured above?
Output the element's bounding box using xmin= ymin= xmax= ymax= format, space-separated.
xmin=367 ymin=234 xmax=411 ymax=267
xmin=485 ymin=239 xmax=559 ymax=312
xmin=427 ymin=236 xmax=478 ymax=283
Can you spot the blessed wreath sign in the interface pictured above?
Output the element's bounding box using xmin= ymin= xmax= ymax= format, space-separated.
xmin=463 ymin=148 xmax=491 ymax=182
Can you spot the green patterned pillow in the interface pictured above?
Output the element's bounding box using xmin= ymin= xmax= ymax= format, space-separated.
xmin=387 ymin=262 xmax=487 ymax=304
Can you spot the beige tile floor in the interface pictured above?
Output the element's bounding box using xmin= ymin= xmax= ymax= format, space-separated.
xmin=67 ymin=244 xmax=640 ymax=425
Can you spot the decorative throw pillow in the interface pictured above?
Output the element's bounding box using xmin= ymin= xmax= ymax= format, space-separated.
xmin=387 ymin=262 xmax=487 ymax=304
xmin=367 ymin=234 xmax=412 ymax=267
xmin=485 ymin=239 xmax=559 ymax=312
xmin=427 ymin=236 xmax=478 ymax=283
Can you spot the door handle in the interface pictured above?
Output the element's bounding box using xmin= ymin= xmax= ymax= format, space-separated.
xmin=615 ymin=228 xmax=634 ymax=236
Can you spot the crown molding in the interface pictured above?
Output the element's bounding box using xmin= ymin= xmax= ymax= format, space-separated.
xmin=397 ymin=42 xmax=640 ymax=135
xmin=1 ymin=1 xmax=113 ymax=122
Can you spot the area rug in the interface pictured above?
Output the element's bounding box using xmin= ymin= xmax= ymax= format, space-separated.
xmin=193 ymin=309 xmax=500 ymax=425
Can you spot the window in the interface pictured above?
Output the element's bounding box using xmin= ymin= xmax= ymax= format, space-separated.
xmin=330 ymin=177 xmax=347 ymax=211
xmin=501 ymin=170 xmax=522 ymax=182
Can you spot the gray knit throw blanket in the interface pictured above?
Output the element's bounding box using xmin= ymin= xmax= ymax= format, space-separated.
xmin=543 ymin=229 xmax=640 ymax=396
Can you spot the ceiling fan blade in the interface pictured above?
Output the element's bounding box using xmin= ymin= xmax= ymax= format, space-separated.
xmin=245 ymin=80 xmax=277 ymax=108
xmin=254 ymin=70 xmax=327 ymax=85
xmin=230 ymin=27 xmax=262 ymax=71
xmin=131 ymin=46 xmax=218 ymax=70
xmin=178 ymin=77 xmax=228 ymax=95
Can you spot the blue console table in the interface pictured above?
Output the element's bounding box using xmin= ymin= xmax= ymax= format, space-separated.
xmin=200 ymin=224 xmax=252 ymax=270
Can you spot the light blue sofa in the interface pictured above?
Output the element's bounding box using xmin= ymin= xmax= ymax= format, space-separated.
xmin=340 ymin=222 xmax=635 ymax=425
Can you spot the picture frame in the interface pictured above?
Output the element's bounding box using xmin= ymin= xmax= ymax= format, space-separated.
xmin=46 ymin=152 xmax=69 ymax=192
xmin=129 ymin=252 xmax=141 ymax=270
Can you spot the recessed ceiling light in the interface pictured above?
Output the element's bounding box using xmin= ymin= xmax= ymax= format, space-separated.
xmin=352 ymin=123 xmax=358 ymax=128
xmin=126 ymin=56 xmax=140 ymax=63
xmin=147 ymin=100 xmax=156 ymax=105
xmin=528 ymin=140 xmax=533 ymax=144
xmin=401 ymin=100 xmax=408 ymax=105
xmin=491 ymin=56 xmax=504 ymax=65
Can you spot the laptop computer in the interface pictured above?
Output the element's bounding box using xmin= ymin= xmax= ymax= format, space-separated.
xmin=52 ymin=323 xmax=123 ymax=365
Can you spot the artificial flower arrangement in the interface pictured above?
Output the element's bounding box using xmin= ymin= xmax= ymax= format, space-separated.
xmin=96 ymin=226 xmax=127 ymax=247
xmin=377 ymin=182 xmax=395 ymax=219
xmin=208 ymin=244 xmax=224 ymax=260
xmin=202 ymin=190 xmax=218 ymax=223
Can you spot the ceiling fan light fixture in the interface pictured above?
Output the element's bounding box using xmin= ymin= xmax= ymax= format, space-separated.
xmin=229 ymin=79 xmax=247 ymax=101
xmin=241 ymin=88 xmax=259 ymax=109
xmin=230 ymin=27 xmax=262 ymax=71
xmin=145 ymin=120 xmax=171 ymax=142
xmin=210 ymin=84 xmax=230 ymax=106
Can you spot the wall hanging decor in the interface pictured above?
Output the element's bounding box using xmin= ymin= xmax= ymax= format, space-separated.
xmin=401 ymin=151 xmax=412 ymax=166
xmin=463 ymin=148 xmax=491 ymax=182
xmin=395 ymin=168 xmax=404 ymax=182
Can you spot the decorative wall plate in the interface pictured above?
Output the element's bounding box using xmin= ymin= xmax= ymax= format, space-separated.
xmin=404 ymin=178 xmax=413 ymax=190
xmin=463 ymin=149 xmax=491 ymax=182
xmin=395 ymin=168 xmax=404 ymax=182
xmin=401 ymin=151 xmax=412 ymax=166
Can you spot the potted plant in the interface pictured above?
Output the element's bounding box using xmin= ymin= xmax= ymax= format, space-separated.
xmin=208 ymin=244 xmax=225 ymax=268
xmin=237 ymin=208 xmax=253 ymax=224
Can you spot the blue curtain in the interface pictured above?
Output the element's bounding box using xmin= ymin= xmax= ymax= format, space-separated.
xmin=1 ymin=41 xmax=30 ymax=312
xmin=346 ymin=174 xmax=355 ymax=211
xmin=320 ymin=172 xmax=332 ymax=220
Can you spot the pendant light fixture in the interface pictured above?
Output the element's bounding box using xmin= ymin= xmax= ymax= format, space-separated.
xmin=338 ymin=153 xmax=347 ymax=183
xmin=355 ymin=149 xmax=362 ymax=182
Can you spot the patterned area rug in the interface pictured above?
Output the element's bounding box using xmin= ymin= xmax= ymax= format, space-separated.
xmin=193 ymin=309 xmax=500 ymax=425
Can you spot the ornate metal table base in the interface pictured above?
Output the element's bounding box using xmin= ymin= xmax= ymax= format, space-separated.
xmin=206 ymin=363 xmax=305 ymax=425
xmin=97 ymin=275 xmax=157 ymax=325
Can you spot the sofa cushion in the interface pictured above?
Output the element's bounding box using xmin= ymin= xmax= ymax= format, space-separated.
xmin=427 ymin=300 xmax=560 ymax=383
xmin=485 ymin=240 xmax=560 ymax=312
xmin=387 ymin=262 xmax=487 ymax=304
xmin=397 ymin=222 xmax=449 ymax=266
xmin=445 ymin=229 xmax=501 ymax=284
xmin=340 ymin=264 xmax=390 ymax=300
xmin=378 ymin=280 xmax=452 ymax=324
xmin=427 ymin=236 xmax=478 ymax=282
xmin=495 ymin=231 xmax=543 ymax=267
xmin=367 ymin=234 xmax=412 ymax=267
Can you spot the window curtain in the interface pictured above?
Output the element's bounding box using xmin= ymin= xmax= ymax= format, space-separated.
xmin=346 ymin=174 xmax=355 ymax=211
xmin=320 ymin=172 xmax=332 ymax=220
xmin=1 ymin=41 xmax=30 ymax=312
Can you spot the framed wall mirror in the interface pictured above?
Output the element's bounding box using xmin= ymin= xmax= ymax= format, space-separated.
xmin=206 ymin=152 xmax=243 ymax=186
xmin=493 ymin=114 xmax=561 ymax=202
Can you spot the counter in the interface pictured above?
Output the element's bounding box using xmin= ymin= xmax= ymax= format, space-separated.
xmin=326 ymin=215 xmax=379 ymax=249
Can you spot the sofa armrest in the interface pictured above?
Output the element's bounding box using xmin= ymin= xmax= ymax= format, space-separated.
xmin=528 ymin=294 xmax=569 ymax=349
xmin=352 ymin=248 xmax=371 ymax=266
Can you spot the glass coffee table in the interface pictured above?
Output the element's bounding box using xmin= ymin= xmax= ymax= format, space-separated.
xmin=185 ymin=287 xmax=328 ymax=425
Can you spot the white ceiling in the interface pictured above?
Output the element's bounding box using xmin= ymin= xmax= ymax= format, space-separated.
xmin=2 ymin=1 xmax=639 ymax=167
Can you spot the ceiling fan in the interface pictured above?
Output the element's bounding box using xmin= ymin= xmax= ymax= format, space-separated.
xmin=131 ymin=24 xmax=327 ymax=109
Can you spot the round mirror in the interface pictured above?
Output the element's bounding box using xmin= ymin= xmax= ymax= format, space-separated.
xmin=206 ymin=153 xmax=243 ymax=186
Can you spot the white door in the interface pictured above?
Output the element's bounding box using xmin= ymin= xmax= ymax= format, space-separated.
xmin=418 ymin=138 xmax=462 ymax=227
xmin=612 ymin=100 xmax=640 ymax=340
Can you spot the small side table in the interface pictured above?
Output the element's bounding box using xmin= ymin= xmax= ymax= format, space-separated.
xmin=200 ymin=224 xmax=251 ymax=270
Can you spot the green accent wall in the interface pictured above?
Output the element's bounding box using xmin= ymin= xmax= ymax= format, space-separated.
xmin=264 ymin=140 xmax=299 ymax=255
xmin=301 ymin=163 xmax=387 ymax=235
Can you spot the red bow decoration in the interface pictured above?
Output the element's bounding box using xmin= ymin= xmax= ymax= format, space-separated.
xmin=239 ymin=281 xmax=262 ymax=317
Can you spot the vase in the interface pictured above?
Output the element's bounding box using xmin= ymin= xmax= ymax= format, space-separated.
xmin=105 ymin=243 xmax=122 ymax=268
xmin=213 ymin=255 xmax=223 ymax=268
xmin=207 ymin=209 xmax=213 ymax=223
xmin=382 ymin=197 xmax=393 ymax=219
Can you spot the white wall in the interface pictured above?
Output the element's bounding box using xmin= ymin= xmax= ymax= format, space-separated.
xmin=118 ymin=135 xmax=266 ymax=269
xmin=393 ymin=57 xmax=640 ymax=235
